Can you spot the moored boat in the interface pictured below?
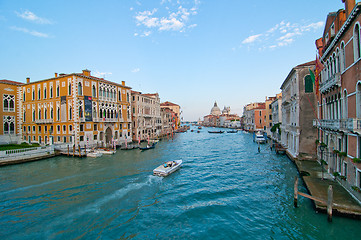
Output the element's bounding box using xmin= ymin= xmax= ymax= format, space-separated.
xmin=86 ymin=150 xmax=103 ymax=158
xmin=139 ymin=143 xmax=156 ymax=151
xmin=255 ymin=134 xmax=266 ymax=144
xmin=227 ymin=130 xmax=238 ymax=133
xmin=97 ymin=148 xmax=116 ymax=154
xmin=208 ymin=130 xmax=224 ymax=134
xmin=153 ymin=160 xmax=182 ymax=177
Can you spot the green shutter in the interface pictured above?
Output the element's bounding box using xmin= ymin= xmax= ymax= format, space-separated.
xmin=305 ymin=75 xmax=313 ymax=93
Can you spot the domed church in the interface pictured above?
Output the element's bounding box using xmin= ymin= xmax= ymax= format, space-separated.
xmin=210 ymin=101 xmax=221 ymax=116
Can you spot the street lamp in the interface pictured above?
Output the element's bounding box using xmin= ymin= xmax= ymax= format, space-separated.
xmin=319 ymin=145 xmax=326 ymax=180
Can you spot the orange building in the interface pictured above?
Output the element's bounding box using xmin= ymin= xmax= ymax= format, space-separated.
xmin=0 ymin=80 xmax=23 ymax=144
xmin=20 ymin=70 xmax=131 ymax=147
xmin=160 ymin=101 xmax=180 ymax=129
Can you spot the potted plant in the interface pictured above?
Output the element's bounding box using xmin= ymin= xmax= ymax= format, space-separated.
xmin=340 ymin=175 xmax=347 ymax=181
xmin=352 ymin=186 xmax=361 ymax=193
xmin=338 ymin=152 xmax=347 ymax=158
xmin=333 ymin=149 xmax=340 ymax=154
xmin=352 ymin=157 xmax=361 ymax=163
xmin=333 ymin=172 xmax=340 ymax=177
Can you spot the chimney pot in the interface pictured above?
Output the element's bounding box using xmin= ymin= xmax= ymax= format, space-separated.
xmin=122 ymin=81 xmax=125 ymax=86
xmin=82 ymin=69 xmax=91 ymax=77
xmin=55 ymin=73 xmax=58 ymax=78
xmin=342 ymin=0 xmax=356 ymax=18
xmin=26 ymin=77 xmax=30 ymax=84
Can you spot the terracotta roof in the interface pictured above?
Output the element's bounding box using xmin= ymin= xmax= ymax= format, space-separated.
xmin=296 ymin=60 xmax=316 ymax=68
xmin=161 ymin=101 xmax=179 ymax=107
xmin=0 ymin=79 xmax=24 ymax=85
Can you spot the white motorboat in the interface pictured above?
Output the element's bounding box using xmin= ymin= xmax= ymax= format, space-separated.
xmin=255 ymin=134 xmax=266 ymax=144
xmin=87 ymin=150 xmax=103 ymax=158
xmin=97 ymin=148 xmax=116 ymax=155
xmin=153 ymin=160 xmax=182 ymax=177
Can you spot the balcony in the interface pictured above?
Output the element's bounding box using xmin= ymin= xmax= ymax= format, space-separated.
xmin=35 ymin=119 xmax=53 ymax=124
xmin=320 ymin=73 xmax=341 ymax=93
xmin=92 ymin=117 xmax=119 ymax=122
xmin=313 ymin=118 xmax=361 ymax=132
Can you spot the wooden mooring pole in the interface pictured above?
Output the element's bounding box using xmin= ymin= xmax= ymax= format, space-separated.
xmin=293 ymin=176 xmax=333 ymax=221
xmin=294 ymin=176 xmax=298 ymax=208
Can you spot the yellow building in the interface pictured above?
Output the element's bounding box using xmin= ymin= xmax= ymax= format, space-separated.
xmin=0 ymin=80 xmax=23 ymax=144
xmin=20 ymin=70 xmax=132 ymax=147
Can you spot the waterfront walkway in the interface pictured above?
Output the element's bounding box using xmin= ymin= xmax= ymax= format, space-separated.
xmin=295 ymin=159 xmax=361 ymax=218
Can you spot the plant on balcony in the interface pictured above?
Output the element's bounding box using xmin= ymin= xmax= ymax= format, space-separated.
xmin=352 ymin=157 xmax=361 ymax=163
xmin=351 ymin=186 xmax=361 ymax=193
xmin=320 ymin=142 xmax=327 ymax=148
xmin=333 ymin=172 xmax=340 ymax=177
xmin=333 ymin=149 xmax=340 ymax=154
xmin=321 ymin=159 xmax=328 ymax=165
xmin=340 ymin=175 xmax=347 ymax=181
xmin=315 ymin=139 xmax=320 ymax=145
xmin=338 ymin=152 xmax=347 ymax=158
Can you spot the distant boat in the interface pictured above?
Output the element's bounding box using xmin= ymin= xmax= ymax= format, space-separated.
xmin=198 ymin=126 xmax=202 ymax=129
xmin=208 ymin=130 xmax=224 ymax=134
xmin=227 ymin=130 xmax=238 ymax=133
xmin=153 ymin=160 xmax=182 ymax=177
xmin=86 ymin=150 xmax=103 ymax=158
xmin=121 ymin=144 xmax=139 ymax=150
xmin=139 ymin=143 xmax=156 ymax=151
xmin=255 ymin=133 xmax=266 ymax=144
xmin=97 ymin=148 xmax=116 ymax=154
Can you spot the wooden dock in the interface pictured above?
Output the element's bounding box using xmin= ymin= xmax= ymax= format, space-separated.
xmin=58 ymin=145 xmax=87 ymax=158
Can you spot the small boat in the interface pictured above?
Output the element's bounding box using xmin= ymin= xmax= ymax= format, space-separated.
xmin=255 ymin=134 xmax=266 ymax=144
xmin=227 ymin=130 xmax=238 ymax=133
xmin=87 ymin=150 xmax=103 ymax=158
xmin=121 ymin=144 xmax=139 ymax=150
xmin=139 ymin=143 xmax=156 ymax=151
xmin=198 ymin=126 xmax=202 ymax=129
xmin=208 ymin=130 xmax=224 ymax=134
xmin=191 ymin=129 xmax=194 ymax=132
xmin=153 ymin=160 xmax=182 ymax=177
xmin=97 ymin=148 xmax=116 ymax=154
xmin=197 ymin=130 xmax=200 ymax=133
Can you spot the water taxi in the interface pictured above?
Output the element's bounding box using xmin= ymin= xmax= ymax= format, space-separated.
xmin=153 ymin=160 xmax=182 ymax=177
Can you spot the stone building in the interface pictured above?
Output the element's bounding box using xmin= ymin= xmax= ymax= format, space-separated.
xmin=0 ymin=80 xmax=23 ymax=144
xmin=270 ymin=93 xmax=282 ymax=142
xmin=131 ymin=91 xmax=161 ymax=141
xmin=242 ymin=102 xmax=265 ymax=132
xmin=314 ymin=0 xmax=361 ymax=197
xmin=19 ymin=70 xmax=132 ymax=148
xmin=280 ymin=61 xmax=317 ymax=160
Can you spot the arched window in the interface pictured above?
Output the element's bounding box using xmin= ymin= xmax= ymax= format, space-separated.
xmin=44 ymin=109 xmax=47 ymax=119
xmin=127 ymin=93 xmax=129 ymax=102
xmin=38 ymin=109 xmax=41 ymax=119
xmin=10 ymin=122 xmax=14 ymax=134
xmin=343 ymin=89 xmax=348 ymax=119
xmin=69 ymin=106 xmax=72 ymax=120
xmin=330 ymin=57 xmax=334 ymax=76
xmin=118 ymin=90 xmax=121 ymax=101
xmin=38 ymin=88 xmax=41 ymax=99
xmin=341 ymin=42 xmax=346 ymax=71
xmin=4 ymin=122 xmax=9 ymax=134
xmin=51 ymin=108 xmax=53 ymax=119
xmin=50 ymin=86 xmax=53 ymax=98
xmin=3 ymin=99 xmax=8 ymax=111
xmin=79 ymin=106 xmax=83 ymax=118
xmin=100 ymin=109 xmax=103 ymax=118
xmin=78 ymin=82 xmax=82 ymax=96
xmin=354 ymin=23 xmax=361 ymax=61
xmin=32 ymin=89 xmax=35 ymax=100
xmin=57 ymin=107 xmax=60 ymax=121
xmin=92 ymin=85 xmax=97 ymax=97
xmin=57 ymin=85 xmax=60 ymax=97
xmin=107 ymin=109 xmax=110 ymax=118
xmin=33 ymin=110 xmax=35 ymax=121
xmin=68 ymin=84 xmax=71 ymax=95
xmin=44 ymin=88 xmax=47 ymax=99
xmin=305 ymin=75 xmax=313 ymax=93
xmin=23 ymin=110 xmax=26 ymax=121
xmin=336 ymin=49 xmax=340 ymax=73
xmin=357 ymin=82 xmax=361 ymax=118
xmin=332 ymin=53 xmax=337 ymax=74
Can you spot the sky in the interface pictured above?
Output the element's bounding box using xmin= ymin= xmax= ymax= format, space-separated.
xmin=0 ymin=0 xmax=350 ymax=121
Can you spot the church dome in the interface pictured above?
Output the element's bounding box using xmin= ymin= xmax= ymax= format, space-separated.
xmin=210 ymin=101 xmax=221 ymax=116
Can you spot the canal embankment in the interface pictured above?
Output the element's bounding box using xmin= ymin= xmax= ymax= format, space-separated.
xmin=0 ymin=146 xmax=55 ymax=166
xmin=285 ymin=150 xmax=361 ymax=219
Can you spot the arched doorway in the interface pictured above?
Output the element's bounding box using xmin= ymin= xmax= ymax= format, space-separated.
xmin=105 ymin=127 xmax=112 ymax=147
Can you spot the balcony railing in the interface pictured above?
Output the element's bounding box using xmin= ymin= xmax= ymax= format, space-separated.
xmin=35 ymin=119 xmax=54 ymax=124
xmin=320 ymin=73 xmax=341 ymax=93
xmin=92 ymin=117 xmax=119 ymax=122
xmin=313 ymin=118 xmax=361 ymax=132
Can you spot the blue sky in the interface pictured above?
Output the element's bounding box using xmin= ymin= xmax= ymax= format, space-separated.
xmin=0 ymin=0 xmax=348 ymax=121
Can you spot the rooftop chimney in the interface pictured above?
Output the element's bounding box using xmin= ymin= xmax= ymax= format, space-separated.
xmin=122 ymin=81 xmax=125 ymax=86
xmin=342 ymin=0 xmax=356 ymax=18
xmin=55 ymin=73 xmax=58 ymax=78
xmin=26 ymin=77 xmax=30 ymax=84
xmin=82 ymin=69 xmax=91 ymax=77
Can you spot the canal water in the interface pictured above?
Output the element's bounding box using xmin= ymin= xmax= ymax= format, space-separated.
xmin=0 ymin=128 xmax=360 ymax=239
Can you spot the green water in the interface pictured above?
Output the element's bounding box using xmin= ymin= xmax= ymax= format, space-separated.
xmin=0 ymin=128 xmax=360 ymax=239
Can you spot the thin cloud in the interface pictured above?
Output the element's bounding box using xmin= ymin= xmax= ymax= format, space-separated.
xmin=10 ymin=26 xmax=49 ymax=38
xmin=133 ymin=0 xmax=199 ymax=36
xmin=241 ymin=20 xmax=324 ymax=50
xmin=15 ymin=10 xmax=53 ymax=24
xmin=131 ymin=68 xmax=140 ymax=73
xmin=242 ymin=34 xmax=262 ymax=44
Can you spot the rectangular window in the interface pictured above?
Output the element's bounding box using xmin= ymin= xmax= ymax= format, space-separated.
xmin=38 ymin=126 xmax=41 ymax=133
xmin=94 ymin=134 xmax=98 ymax=140
xmin=80 ymin=136 xmax=84 ymax=141
xmin=80 ymin=124 xmax=84 ymax=131
xmin=94 ymin=124 xmax=97 ymax=131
